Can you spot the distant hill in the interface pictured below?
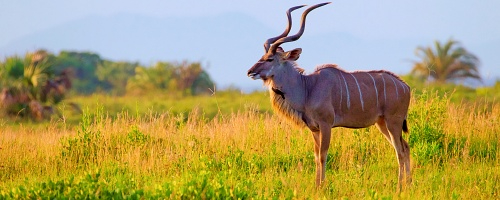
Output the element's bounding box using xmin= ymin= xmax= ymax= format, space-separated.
xmin=1 ymin=13 xmax=498 ymax=91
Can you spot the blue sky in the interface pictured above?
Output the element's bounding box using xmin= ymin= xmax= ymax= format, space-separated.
xmin=1 ymin=1 xmax=499 ymax=89
xmin=2 ymin=1 xmax=499 ymax=44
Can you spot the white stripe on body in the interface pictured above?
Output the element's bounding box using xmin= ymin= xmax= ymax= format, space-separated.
xmin=340 ymin=73 xmax=350 ymax=109
xmin=381 ymin=73 xmax=387 ymax=104
xmin=367 ymin=73 xmax=379 ymax=108
xmin=389 ymin=75 xmax=399 ymax=100
xmin=399 ymin=80 xmax=407 ymax=94
xmin=402 ymin=81 xmax=410 ymax=93
xmin=349 ymin=73 xmax=364 ymax=111
xmin=337 ymin=72 xmax=343 ymax=111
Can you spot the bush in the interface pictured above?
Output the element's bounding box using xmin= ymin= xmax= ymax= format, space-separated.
xmin=408 ymin=91 xmax=448 ymax=165
xmin=60 ymin=108 xmax=102 ymax=165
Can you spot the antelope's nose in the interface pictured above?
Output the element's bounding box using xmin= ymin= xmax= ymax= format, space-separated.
xmin=247 ymin=71 xmax=260 ymax=80
xmin=247 ymin=71 xmax=255 ymax=78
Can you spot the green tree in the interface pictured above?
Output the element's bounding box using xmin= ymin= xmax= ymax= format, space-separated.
xmin=51 ymin=51 xmax=103 ymax=94
xmin=0 ymin=51 xmax=51 ymax=100
xmin=176 ymin=62 xmax=214 ymax=95
xmin=412 ymin=39 xmax=481 ymax=83
xmin=0 ymin=50 xmax=67 ymax=120
xmin=0 ymin=55 xmax=25 ymax=89
xmin=125 ymin=61 xmax=215 ymax=96
xmin=126 ymin=62 xmax=177 ymax=95
xmin=191 ymin=70 xmax=215 ymax=95
xmin=96 ymin=61 xmax=137 ymax=95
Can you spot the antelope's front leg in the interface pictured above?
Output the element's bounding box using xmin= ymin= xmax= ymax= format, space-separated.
xmin=311 ymin=131 xmax=321 ymax=186
xmin=318 ymin=123 xmax=332 ymax=185
xmin=312 ymin=123 xmax=332 ymax=187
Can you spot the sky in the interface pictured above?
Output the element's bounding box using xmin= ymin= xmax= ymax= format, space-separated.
xmin=1 ymin=0 xmax=500 ymax=89
xmin=2 ymin=1 xmax=499 ymax=45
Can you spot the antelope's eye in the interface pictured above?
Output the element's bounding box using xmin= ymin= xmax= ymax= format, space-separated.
xmin=266 ymin=58 xmax=274 ymax=62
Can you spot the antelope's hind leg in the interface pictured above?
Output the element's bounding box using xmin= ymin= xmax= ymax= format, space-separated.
xmin=376 ymin=117 xmax=411 ymax=189
xmin=375 ymin=117 xmax=392 ymax=144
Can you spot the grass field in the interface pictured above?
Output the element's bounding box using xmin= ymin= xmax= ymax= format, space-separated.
xmin=0 ymin=90 xmax=499 ymax=199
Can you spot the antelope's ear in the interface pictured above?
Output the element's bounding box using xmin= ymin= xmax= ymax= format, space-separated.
xmin=282 ymin=48 xmax=302 ymax=61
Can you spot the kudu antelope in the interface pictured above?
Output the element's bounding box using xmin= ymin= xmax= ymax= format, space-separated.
xmin=247 ymin=2 xmax=411 ymax=188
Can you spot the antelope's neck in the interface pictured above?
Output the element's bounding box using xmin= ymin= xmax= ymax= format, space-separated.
xmin=268 ymin=69 xmax=307 ymax=112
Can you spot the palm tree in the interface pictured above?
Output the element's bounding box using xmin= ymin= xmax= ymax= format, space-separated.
xmin=412 ymin=39 xmax=481 ymax=83
xmin=0 ymin=50 xmax=73 ymax=119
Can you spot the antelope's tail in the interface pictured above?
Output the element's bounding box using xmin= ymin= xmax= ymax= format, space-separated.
xmin=402 ymin=119 xmax=409 ymax=133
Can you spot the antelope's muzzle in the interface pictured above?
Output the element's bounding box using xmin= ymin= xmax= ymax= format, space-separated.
xmin=247 ymin=71 xmax=261 ymax=80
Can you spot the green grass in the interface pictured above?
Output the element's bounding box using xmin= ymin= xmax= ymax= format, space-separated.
xmin=58 ymin=90 xmax=271 ymax=124
xmin=0 ymin=90 xmax=499 ymax=199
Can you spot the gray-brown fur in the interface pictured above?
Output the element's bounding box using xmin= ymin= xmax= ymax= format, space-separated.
xmin=247 ymin=3 xmax=411 ymax=190
xmin=268 ymin=81 xmax=306 ymax=128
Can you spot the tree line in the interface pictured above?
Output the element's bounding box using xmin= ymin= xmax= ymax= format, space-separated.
xmin=0 ymin=39 xmax=490 ymax=120
xmin=0 ymin=50 xmax=215 ymax=120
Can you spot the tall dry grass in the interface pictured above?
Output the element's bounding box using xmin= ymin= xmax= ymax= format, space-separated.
xmin=0 ymin=91 xmax=498 ymax=199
